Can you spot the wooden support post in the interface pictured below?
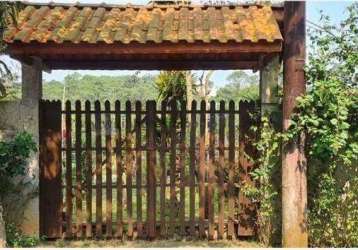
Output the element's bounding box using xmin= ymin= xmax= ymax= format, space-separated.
xmin=146 ymin=101 xmax=157 ymax=239
xmin=282 ymin=1 xmax=308 ymax=247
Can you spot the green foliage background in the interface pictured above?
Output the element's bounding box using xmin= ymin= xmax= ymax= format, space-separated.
xmin=244 ymin=3 xmax=358 ymax=247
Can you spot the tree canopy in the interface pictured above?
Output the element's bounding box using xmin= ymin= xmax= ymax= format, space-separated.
xmin=42 ymin=72 xmax=158 ymax=102
xmin=215 ymin=71 xmax=259 ymax=102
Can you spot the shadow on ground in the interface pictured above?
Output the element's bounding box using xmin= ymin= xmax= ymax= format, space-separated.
xmin=39 ymin=239 xmax=261 ymax=248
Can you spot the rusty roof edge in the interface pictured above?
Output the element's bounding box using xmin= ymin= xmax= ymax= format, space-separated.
xmin=19 ymin=0 xmax=284 ymax=9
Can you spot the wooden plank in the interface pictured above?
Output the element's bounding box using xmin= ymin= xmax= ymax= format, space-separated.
xmin=208 ymin=101 xmax=215 ymax=240
xmin=238 ymin=101 xmax=256 ymax=236
xmin=94 ymin=100 xmax=103 ymax=238
xmin=218 ymin=101 xmax=225 ymax=239
xmin=125 ymin=101 xmax=133 ymax=239
xmin=135 ymin=101 xmax=143 ymax=238
xmin=39 ymin=100 xmax=62 ymax=238
xmin=84 ymin=100 xmax=92 ymax=238
xmin=169 ymin=100 xmax=178 ymax=237
xmin=65 ymin=100 xmax=73 ymax=238
xmin=115 ymin=101 xmax=123 ymax=238
xmin=198 ymin=100 xmax=206 ymax=239
xmin=105 ymin=100 xmax=113 ymax=237
xmin=159 ymin=101 xmax=167 ymax=237
xmin=227 ymin=101 xmax=235 ymax=239
xmin=189 ymin=100 xmax=197 ymax=237
xmin=75 ymin=100 xmax=83 ymax=238
xmin=146 ymin=100 xmax=157 ymax=239
xmin=179 ymin=101 xmax=187 ymax=236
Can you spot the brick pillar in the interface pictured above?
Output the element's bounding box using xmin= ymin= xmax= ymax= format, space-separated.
xmin=260 ymin=55 xmax=281 ymax=115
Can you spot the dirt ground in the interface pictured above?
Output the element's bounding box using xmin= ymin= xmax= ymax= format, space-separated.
xmin=39 ymin=238 xmax=262 ymax=248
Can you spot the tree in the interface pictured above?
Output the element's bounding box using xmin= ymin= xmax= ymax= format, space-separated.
xmin=215 ymin=71 xmax=259 ymax=102
xmin=0 ymin=2 xmax=22 ymax=99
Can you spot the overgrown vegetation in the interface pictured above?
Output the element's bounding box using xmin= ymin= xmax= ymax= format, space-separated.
xmin=243 ymin=114 xmax=281 ymax=246
xmin=245 ymin=3 xmax=358 ymax=247
xmin=296 ymin=4 xmax=358 ymax=246
xmin=0 ymin=1 xmax=22 ymax=99
xmin=5 ymin=223 xmax=39 ymax=248
xmin=0 ymin=132 xmax=39 ymax=247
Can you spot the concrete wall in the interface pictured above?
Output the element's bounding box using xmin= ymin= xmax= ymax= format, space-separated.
xmin=0 ymin=100 xmax=39 ymax=235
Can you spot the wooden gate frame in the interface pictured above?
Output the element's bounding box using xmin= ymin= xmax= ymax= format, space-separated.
xmin=39 ymin=100 xmax=62 ymax=238
xmin=39 ymin=100 xmax=259 ymax=240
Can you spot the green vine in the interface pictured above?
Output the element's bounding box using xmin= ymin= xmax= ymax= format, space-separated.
xmin=243 ymin=112 xmax=282 ymax=246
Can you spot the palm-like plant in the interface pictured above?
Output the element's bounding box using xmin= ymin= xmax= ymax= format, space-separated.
xmin=155 ymin=71 xmax=187 ymax=104
xmin=0 ymin=1 xmax=22 ymax=98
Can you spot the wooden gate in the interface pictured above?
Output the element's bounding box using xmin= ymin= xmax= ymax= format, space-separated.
xmin=39 ymin=100 xmax=259 ymax=240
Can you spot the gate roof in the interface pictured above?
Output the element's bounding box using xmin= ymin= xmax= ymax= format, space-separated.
xmin=4 ymin=2 xmax=284 ymax=70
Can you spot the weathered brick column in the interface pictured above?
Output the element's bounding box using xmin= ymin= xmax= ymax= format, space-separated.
xmin=260 ymin=55 xmax=281 ymax=115
xmin=20 ymin=57 xmax=42 ymax=236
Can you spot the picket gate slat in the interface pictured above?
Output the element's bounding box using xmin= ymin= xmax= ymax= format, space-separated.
xmin=95 ymin=101 xmax=103 ymax=238
xmin=198 ymin=100 xmax=206 ymax=239
xmin=146 ymin=101 xmax=157 ymax=239
xmin=105 ymin=101 xmax=113 ymax=238
xmin=208 ymin=101 xmax=215 ymax=240
xmin=85 ymin=101 xmax=92 ymax=238
xmin=218 ymin=101 xmax=225 ymax=239
xmin=65 ymin=101 xmax=73 ymax=238
xmin=179 ymin=101 xmax=187 ymax=236
xmin=169 ymin=101 xmax=178 ymax=237
xmin=159 ymin=101 xmax=167 ymax=237
xmin=125 ymin=101 xmax=133 ymax=239
xmin=227 ymin=101 xmax=235 ymax=240
xmin=135 ymin=101 xmax=143 ymax=238
xmin=75 ymin=100 xmax=83 ymax=238
xmin=115 ymin=101 xmax=123 ymax=238
xmin=189 ymin=100 xmax=197 ymax=237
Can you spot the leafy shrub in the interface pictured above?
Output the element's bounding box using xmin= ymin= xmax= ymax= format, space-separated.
xmin=290 ymin=80 xmax=358 ymax=247
xmin=0 ymin=132 xmax=38 ymax=247
xmin=5 ymin=223 xmax=39 ymax=248
xmin=0 ymin=131 xmax=36 ymax=179
xmin=243 ymin=112 xmax=281 ymax=246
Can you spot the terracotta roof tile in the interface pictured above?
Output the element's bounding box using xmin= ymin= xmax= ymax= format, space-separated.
xmin=4 ymin=4 xmax=283 ymax=44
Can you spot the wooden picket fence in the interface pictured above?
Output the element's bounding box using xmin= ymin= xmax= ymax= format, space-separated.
xmin=39 ymin=100 xmax=259 ymax=240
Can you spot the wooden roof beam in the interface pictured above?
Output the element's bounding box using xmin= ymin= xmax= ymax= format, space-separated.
xmin=41 ymin=59 xmax=260 ymax=71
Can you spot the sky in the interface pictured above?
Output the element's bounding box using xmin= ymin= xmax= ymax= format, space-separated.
xmin=1 ymin=0 xmax=353 ymax=89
